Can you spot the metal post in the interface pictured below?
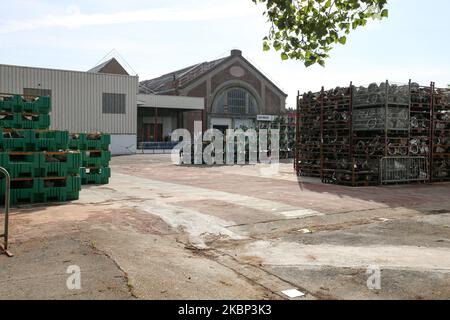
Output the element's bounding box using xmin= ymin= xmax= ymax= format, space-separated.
xmin=430 ymin=82 xmax=435 ymax=183
xmin=0 ymin=167 xmax=13 ymax=257
xmin=408 ymin=79 xmax=412 ymax=157
xmin=154 ymin=107 xmax=159 ymax=143
xmin=349 ymin=82 xmax=354 ymax=186
xmin=384 ymin=80 xmax=389 ymax=157
xmin=295 ymin=90 xmax=301 ymax=174
xmin=320 ymin=87 xmax=324 ymax=179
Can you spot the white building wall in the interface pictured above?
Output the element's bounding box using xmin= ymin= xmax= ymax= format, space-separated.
xmin=0 ymin=63 xmax=138 ymax=155
xmin=137 ymin=94 xmax=204 ymax=110
xmin=111 ymin=135 xmax=137 ymax=155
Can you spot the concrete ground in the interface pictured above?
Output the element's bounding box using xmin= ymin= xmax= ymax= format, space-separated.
xmin=1 ymin=154 xmax=450 ymax=300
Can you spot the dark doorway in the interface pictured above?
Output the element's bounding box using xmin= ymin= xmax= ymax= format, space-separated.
xmin=213 ymin=125 xmax=229 ymax=135
xmin=142 ymin=123 xmax=163 ymax=142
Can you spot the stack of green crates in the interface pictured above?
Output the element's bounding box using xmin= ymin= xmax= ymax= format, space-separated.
xmin=0 ymin=94 xmax=81 ymax=205
xmin=69 ymin=133 xmax=111 ymax=185
xmin=0 ymin=95 xmax=51 ymax=129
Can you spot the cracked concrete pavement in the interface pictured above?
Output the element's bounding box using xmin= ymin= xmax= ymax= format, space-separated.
xmin=1 ymin=154 xmax=450 ymax=300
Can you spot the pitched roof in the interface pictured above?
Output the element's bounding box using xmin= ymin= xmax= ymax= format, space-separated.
xmin=139 ymin=57 xmax=227 ymax=94
xmin=139 ymin=50 xmax=287 ymax=97
xmin=88 ymin=58 xmax=129 ymax=75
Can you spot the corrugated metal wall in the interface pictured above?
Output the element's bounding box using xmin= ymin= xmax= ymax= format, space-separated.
xmin=0 ymin=64 xmax=138 ymax=134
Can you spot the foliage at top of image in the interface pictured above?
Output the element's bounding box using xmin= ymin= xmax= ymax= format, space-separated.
xmin=253 ymin=0 xmax=389 ymax=67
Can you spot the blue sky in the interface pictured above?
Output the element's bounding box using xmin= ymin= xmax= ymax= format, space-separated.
xmin=1 ymin=0 xmax=449 ymax=107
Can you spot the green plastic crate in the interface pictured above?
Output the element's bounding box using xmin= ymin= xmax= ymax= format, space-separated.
xmin=37 ymin=176 xmax=81 ymax=203
xmin=68 ymin=133 xmax=83 ymax=150
xmin=0 ymin=97 xmax=14 ymax=113
xmin=0 ymin=113 xmax=15 ymax=128
xmin=0 ymin=178 xmax=42 ymax=205
xmin=0 ymin=152 xmax=43 ymax=178
xmin=0 ymin=130 xmax=68 ymax=152
xmin=0 ymin=113 xmax=50 ymax=129
xmin=80 ymin=167 xmax=111 ymax=185
xmin=69 ymin=133 xmax=111 ymax=151
xmin=14 ymin=113 xmax=51 ymax=130
xmin=32 ymin=130 xmax=69 ymax=151
xmin=41 ymin=152 xmax=82 ymax=177
xmin=82 ymin=150 xmax=111 ymax=168
xmin=22 ymin=96 xmax=52 ymax=114
xmin=0 ymin=174 xmax=81 ymax=206
xmin=0 ymin=130 xmax=35 ymax=151
xmin=85 ymin=133 xmax=111 ymax=151
xmin=0 ymin=95 xmax=51 ymax=114
xmin=0 ymin=151 xmax=80 ymax=178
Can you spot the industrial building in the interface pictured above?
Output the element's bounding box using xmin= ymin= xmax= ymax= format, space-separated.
xmin=0 ymin=61 xmax=138 ymax=155
xmin=139 ymin=49 xmax=288 ymax=134
xmin=0 ymin=49 xmax=287 ymax=154
xmin=0 ymin=59 xmax=206 ymax=155
xmin=136 ymin=94 xmax=204 ymax=145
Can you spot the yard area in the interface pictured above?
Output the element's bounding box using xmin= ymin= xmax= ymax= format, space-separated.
xmin=1 ymin=154 xmax=450 ymax=300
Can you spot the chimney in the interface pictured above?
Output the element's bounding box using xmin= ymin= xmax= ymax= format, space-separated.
xmin=231 ymin=49 xmax=242 ymax=57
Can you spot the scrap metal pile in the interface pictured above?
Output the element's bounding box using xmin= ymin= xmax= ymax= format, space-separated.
xmin=257 ymin=113 xmax=296 ymax=159
xmin=295 ymin=81 xmax=450 ymax=186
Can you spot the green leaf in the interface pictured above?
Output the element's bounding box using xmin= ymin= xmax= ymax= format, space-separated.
xmin=254 ymin=0 xmax=389 ymax=66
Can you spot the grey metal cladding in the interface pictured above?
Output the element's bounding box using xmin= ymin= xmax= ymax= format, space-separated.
xmin=0 ymin=63 xmax=138 ymax=134
xmin=103 ymin=92 xmax=126 ymax=114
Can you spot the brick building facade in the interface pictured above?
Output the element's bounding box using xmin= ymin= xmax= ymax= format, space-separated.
xmin=140 ymin=50 xmax=287 ymax=135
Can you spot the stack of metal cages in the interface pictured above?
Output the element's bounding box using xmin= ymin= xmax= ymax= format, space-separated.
xmin=432 ymin=84 xmax=450 ymax=182
xmin=283 ymin=111 xmax=297 ymax=159
xmin=296 ymin=90 xmax=322 ymax=177
xmin=410 ymin=83 xmax=432 ymax=160
xmin=321 ymin=85 xmax=353 ymax=185
xmin=352 ymin=81 xmax=411 ymax=185
xmin=257 ymin=113 xmax=296 ymax=160
xmin=295 ymin=80 xmax=435 ymax=186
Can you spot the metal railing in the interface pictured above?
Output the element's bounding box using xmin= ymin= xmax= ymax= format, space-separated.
xmin=0 ymin=167 xmax=12 ymax=257
xmin=138 ymin=142 xmax=179 ymax=154
xmin=380 ymin=157 xmax=429 ymax=185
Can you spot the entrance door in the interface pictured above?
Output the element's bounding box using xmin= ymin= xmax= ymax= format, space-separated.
xmin=213 ymin=125 xmax=229 ymax=135
xmin=143 ymin=124 xmax=163 ymax=142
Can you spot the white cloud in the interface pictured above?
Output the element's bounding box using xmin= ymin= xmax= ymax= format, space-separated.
xmin=0 ymin=2 xmax=256 ymax=34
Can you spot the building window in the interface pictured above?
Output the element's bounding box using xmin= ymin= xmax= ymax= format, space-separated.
xmin=212 ymin=87 xmax=258 ymax=115
xmin=23 ymin=88 xmax=52 ymax=98
xmin=103 ymin=93 xmax=126 ymax=114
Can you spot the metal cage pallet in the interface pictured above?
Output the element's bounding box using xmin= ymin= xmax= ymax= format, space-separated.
xmin=431 ymin=83 xmax=450 ymax=182
xmin=294 ymin=80 xmax=449 ymax=186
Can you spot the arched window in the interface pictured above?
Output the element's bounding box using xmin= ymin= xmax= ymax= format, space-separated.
xmin=212 ymin=87 xmax=258 ymax=115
